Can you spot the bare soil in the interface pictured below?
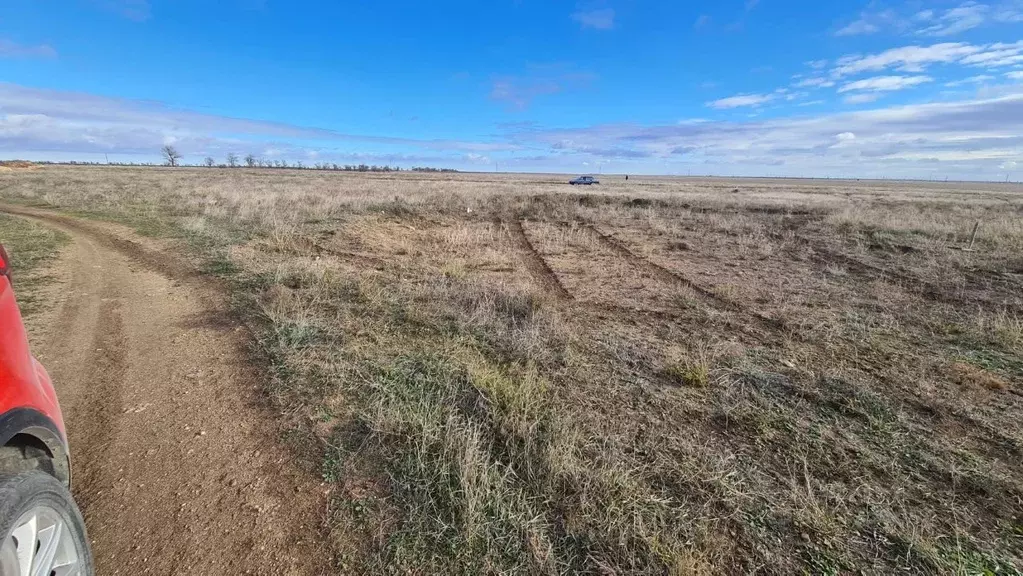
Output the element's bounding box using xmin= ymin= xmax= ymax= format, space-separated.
xmin=4 ymin=207 xmax=332 ymax=575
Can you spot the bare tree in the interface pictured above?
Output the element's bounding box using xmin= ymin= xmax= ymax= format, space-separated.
xmin=226 ymin=152 xmax=239 ymax=168
xmin=161 ymin=145 xmax=182 ymax=167
xmin=244 ymin=154 xmax=256 ymax=168
xmin=203 ymin=157 xmax=215 ymax=168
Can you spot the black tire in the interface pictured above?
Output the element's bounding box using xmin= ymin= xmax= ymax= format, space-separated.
xmin=0 ymin=471 xmax=93 ymax=576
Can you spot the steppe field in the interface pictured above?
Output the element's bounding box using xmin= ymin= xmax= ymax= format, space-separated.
xmin=2 ymin=165 xmax=1022 ymax=575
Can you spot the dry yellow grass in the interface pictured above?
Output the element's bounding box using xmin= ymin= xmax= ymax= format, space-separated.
xmin=3 ymin=165 xmax=1023 ymax=574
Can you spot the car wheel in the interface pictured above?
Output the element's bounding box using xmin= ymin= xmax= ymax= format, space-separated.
xmin=0 ymin=471 xmax=93 ymax=576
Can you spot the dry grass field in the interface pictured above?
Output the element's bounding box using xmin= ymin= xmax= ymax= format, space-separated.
xmin=2 ymin=165 xmax=1023 ymax=574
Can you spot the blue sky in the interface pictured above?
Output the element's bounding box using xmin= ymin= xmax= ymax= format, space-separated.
xmin=1 ymin=0 xmax=1023 ymax=178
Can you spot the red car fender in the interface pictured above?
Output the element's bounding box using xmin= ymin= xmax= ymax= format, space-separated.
xmin=0 ymin=275 xmax=70 ymax=483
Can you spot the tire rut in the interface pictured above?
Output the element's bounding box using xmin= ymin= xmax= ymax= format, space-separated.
xmin=69 ymin=298 xmax=127 ymax=511
xmin=582 ymin=222 xmax=788 ymax=334
xmin=501 ymin=218 xmax=574 ymax=302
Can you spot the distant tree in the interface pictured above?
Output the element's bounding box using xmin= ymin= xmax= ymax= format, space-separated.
xmin=226 ymin=153 xmax=239 ymax=167
xmin=161 ymin=145 xmax=182 ymax=167
xmin=245 ymin=154 xmax=256 ymax=168
xmin=203 ymin=157 xmax=215 ymax=168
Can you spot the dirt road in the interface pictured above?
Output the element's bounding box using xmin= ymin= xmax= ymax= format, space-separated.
xmin=3 ymin=207 xmax=332 ymax=575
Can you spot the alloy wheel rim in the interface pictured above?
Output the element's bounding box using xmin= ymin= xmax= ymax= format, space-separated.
xmin=0 ymin=505 xmax=82 ymax=576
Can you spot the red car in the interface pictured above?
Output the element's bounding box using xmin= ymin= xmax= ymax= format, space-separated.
xmin=0 ymin=244 xmax=93 ymax=575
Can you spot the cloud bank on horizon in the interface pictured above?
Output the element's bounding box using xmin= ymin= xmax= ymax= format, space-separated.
xmin=1 ymin=0 xmax=1022 ymax=179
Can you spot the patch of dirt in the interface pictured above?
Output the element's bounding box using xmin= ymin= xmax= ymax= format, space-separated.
xmin=950 ymin=361 xmax=1011 ymax=392
xmin=3 ymin=206 xmax=333 ymax=575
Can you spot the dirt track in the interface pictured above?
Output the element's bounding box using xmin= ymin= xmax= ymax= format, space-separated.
xmin=3 ymin=207 xmax=331 ymax=575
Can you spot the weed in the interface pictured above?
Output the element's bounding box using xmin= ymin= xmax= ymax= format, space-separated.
xmin=663 ymin=346 xmax=712 ymax=387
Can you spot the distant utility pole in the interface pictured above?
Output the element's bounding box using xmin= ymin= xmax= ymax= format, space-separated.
xmin=105 ymin=153 xmax=109 ymax=165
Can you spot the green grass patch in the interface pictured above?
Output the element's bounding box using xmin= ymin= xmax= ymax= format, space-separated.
xmin=0 ymin=213 xmax=69 ymax=317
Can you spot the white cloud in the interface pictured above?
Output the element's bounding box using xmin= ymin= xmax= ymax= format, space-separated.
xmin=0 ymin=39 xmax=57 ymax=59
xmin=807 ymin=59 xmax=829 ymax=70
xmin=833 ymin=43 xmax=980 ymax=76
xmin=571 ymin=8 xmax=615 ymax=30
xmin=507 ymin=93 xmax=1023 ymax=178
xmin=1008 ymin=71 xmax=1023 ymax=79
xmin=836 ymin=19 xmax=880 ymax=36
xmin=958 ymin=42 xmax=1023 ymax=67
xmin=918 ymin=2 xmax=989 ymax=36
xmin=945 ymin=74 xmax=997 ymax=86
xmin=693 ymin=14 xmax=711 ymax=28
xmin=830 ymin=42 xmax=1023 ymax=86
xmin=834 ymin=2 xmax=1022 ymax=40
xmin=994 ymin=3 xmax=1023 ymax=21
xmin=844 ymin=93 xmax=882 ymax=104
xmin=835 ymin=8 xmax=902 ymax=36
xmin=0 ymin=82 xmax=522 ymax=161
xmin=795 ymin=77 xmax=836 ymax=88
xmin=707 ymin=93 xmax=776 ymax=109
xmin=839 ymin=75 xmax=933 ymax=93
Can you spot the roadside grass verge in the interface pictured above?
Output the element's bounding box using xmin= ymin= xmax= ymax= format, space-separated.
xmin=0 ymin=213 xmax=69 ymax=317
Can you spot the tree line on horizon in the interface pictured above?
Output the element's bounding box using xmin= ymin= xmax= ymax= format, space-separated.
xmin=158 ymin=145 xmax=456 ymax=173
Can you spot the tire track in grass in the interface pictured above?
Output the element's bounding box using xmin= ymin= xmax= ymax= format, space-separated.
xmin=581 ymin=222 xmax=788 ymax=335
xmin=502 ymin=218 xmax=723 ymax=325
xmin=501 ymin=218 xmax=574 ymax=302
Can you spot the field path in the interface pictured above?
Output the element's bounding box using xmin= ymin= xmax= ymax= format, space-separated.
xmin=1 ymin=206 xmax=331 ymax=575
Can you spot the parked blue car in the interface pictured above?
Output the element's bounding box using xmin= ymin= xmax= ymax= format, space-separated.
xmin=569 ymin=175 xmax=600 ymax=185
